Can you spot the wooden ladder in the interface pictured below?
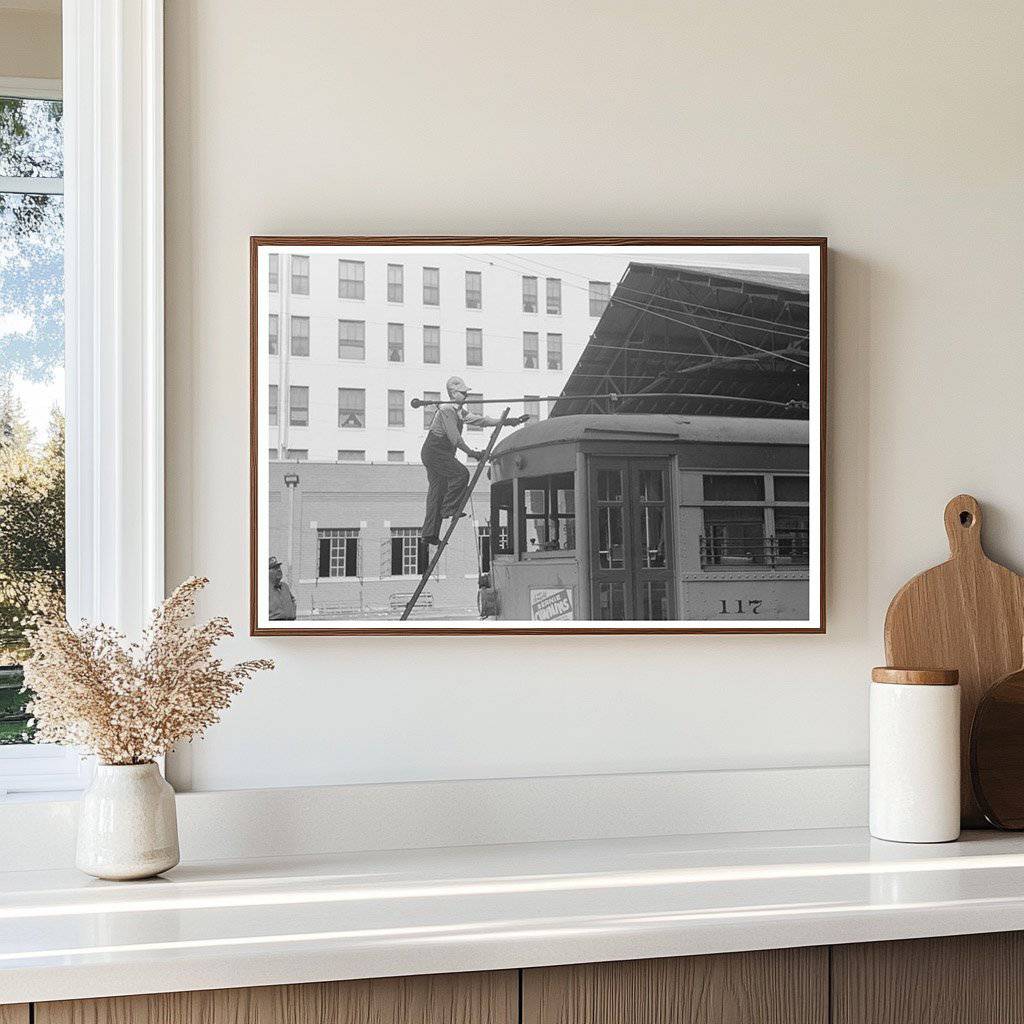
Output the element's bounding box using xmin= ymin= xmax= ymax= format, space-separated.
xmin=400 ymin=408 xmax=511 ymax=622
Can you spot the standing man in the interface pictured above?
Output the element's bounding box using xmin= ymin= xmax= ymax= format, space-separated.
xmin=268 ymin=556 xmax=297 ymax=620
xmin=420 ymin=376 xmax=528 ymax=545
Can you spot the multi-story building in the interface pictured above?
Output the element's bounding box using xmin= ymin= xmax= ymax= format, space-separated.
xmin=265 ymin=250 xmax=617 ymax=463
xmin=263 ymin=248 xmax=622 ymax=619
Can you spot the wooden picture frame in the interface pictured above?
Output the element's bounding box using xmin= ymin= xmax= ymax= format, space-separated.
xmin=250 ymin=237 xmax=827 ymax=635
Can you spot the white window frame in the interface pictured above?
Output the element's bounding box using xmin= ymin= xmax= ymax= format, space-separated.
xmin=0 ymin=2 xmax=165 ymax=800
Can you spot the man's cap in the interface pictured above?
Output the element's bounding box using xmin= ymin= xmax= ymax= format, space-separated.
xmin=269 ymin=556 xmax=282 ymax=569
xmin=446 ymin=375 xmax=471 ymax=396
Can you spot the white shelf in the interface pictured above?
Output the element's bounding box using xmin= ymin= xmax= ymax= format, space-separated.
xmin=4 ymin=826 xmax=1024 ymax=1004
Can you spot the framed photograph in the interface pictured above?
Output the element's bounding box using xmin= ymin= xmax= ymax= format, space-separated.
xmin=250 ymin=237 xmax=826 ymax=635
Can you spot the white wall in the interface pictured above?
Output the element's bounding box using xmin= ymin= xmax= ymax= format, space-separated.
xmin=164 ymin=0 xmax=1024 ymax=792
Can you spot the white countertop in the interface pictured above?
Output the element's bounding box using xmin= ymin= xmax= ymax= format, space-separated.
xmin=4 ymin=826 xmax=1024 ymax=1004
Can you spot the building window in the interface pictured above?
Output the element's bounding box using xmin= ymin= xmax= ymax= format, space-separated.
xmin=524 ymin=396 xmax=540 ymax=421
xmin=338 ymin=319 xmax=365 ymax=360
xmin=522 ymin=275 xmax=538 ymax=312
xmin=465 ymin=270 xmax=482 ymax=309
xmin=269 ymin=313 xmax=279 ymax=355
xmin=291 ymin=255 xmax=309 ymax=295
xmin=423 ymin=325 xmax=440 ymax=363
xmin=477 ymin=525 xmax=491 ymax=574
xmin=547 ymin=333 xmax=562 ymax=370
xmin=466 ymin=327 xmax=483 ymax=366
xmin=338 ymin=388 xmax=365 ymax=428
xmin=423 ymin=391 xmax=441 ymax=429
xmin=546 ymin=278 xmax=561 ymax=314
xmin=387 ymin=263 xmax=404 ymax=302
xmin=423 ymin=266 xmax=440 ymax=305
xmin=289 ymin=386 xmax=309 ymax=426
xmin=523 ymin=331 xmax=539 ymax=368
xmin=589 ymin=280 xmax=610 ymax=316
xmin=387 ymin=322 xmax=405 ymax=362
xmin=391 ymin=527 xmax=426 ymax=576
xmin=269 ymin=385 xmax=278 ymax=426
xmin=337 ymin=449 xmax=365 ymax=462
xmin=285 ymin=448 xmax=308 ymax=461
xmin=387 ymin=450 xmax=405 ymax=462
xmin=388 ymin=389 xmax=405 ymax=427
xmin=290 ymin=316 xmax=310 ymax=356
xmin=269 ymin=253 xmax=279 ymax=292
xmin=519 ymin=473 xmax=576 ymax=553
xmin=338 ymin=259 xmax=365 ymax=299
xmin=467 ymin=393 xmax=483 ymax=431
xmin=317 ymin=528 xmax=359 ymax=578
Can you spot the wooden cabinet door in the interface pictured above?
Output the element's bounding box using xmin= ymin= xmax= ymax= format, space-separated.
xmin=523 ymin=949 xmax=828 ymax=1024
xmin=36 ymin=970 xmax=517 ymax=1024
xmin=0 ymin=1007 xmax=29 ymax=1024
xmin=833 ymin=932 xmax=1024 ymax=1024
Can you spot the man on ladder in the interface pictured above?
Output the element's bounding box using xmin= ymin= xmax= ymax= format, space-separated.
xmin=421 ymin=375 xmax=529 ymax=544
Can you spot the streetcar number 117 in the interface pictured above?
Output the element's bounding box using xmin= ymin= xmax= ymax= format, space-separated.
xmin=719 ymin=599 xmax=763 ymax=615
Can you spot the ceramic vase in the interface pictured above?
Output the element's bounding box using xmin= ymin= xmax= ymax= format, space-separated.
xmin=76 ymin=762 xmax=180 ymax=880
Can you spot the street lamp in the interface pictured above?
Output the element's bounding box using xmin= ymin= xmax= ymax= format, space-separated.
xmin=283 ymin=472 xmax=299 ymax=582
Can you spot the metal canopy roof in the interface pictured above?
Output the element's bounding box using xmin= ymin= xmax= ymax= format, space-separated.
xmin=552 ymin=262 xmax=812 ymax=420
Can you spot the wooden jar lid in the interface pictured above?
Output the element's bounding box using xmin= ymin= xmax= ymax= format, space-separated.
xmin=871 ymin=667 xmax=960 ymax=686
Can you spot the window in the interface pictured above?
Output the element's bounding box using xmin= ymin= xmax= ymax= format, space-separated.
xmin=466 ymin=393 xmax=483 ymax=431
xmin=338 ymin=259 xmax=365 ymax=299
xmin=423 ymin=266 xmax=439 ymax=305
xmin=290 ymin=316 xmax=310 ymax=356
xmin=698 ymin=473 xmax=810 ymax=569
xmin=522 ymin=275 xmax=538 ymax=312
xmin=523 ymin=332 xmax=539 ymax=368
xmin=477 ymin=525 xmax=491 ymax=574
xmin=546 ymin=278 xmax=561 ymax=314
xmin=589 ymin=280 xmax=610 ymax=316
xmin=291 ymin=255 xmax=309 ymax=295
xmin=388 ymin=389 xmax=405 ymax=427
xmin=387 ymin=450 xmax=405 ymax=462
xmin=387 ymin=263 xmax=404 ymax=302
xmin=338 ymin=388 xmax=365 ymax=428
xmin=423 ymin=325 xmax=440 ymax=363
xmin=466 ymin=327 xmax=483 ymax=366
xmin=269 ymin=385 xmax=279 ymax=425
xmin=524 ymin=396 xmax=540 ymax=421
xmin=387 ymin=322 xmax=404 ymax=362
xmin=547 ymin=333 xmax=562 ymax=370
xmin=490 ymin=482 xmax=513 ymax=555
xmin=289 ymin=386 xmax=309 ymax=426
xmin=391 ymin=528 xmax=426 ymax=576
xmin=465 ymin=270 xmax=482 ymax=309
xmin=519 ymin=473 xmax=575 ymax=552
xmin=269 ymin=448 xmax=279 ymax=461
xmin=269 ymin=313 xmax=279 ymax=354
xmin=423 ymin=391 xmax=440 ymax=429
xmin=547 ymin=398 xmax=557 ymax=417
xmin=317 ymin=528 xmax=359 ymax=578
xmin=285 ymin=448 xmax=308 ymax=461
xmin=269 ymin=253 xmax=279 ymax=292
xmin=338 ymin=319 xmax=365 ymax=360
xmin=337 ymin=449 xmax=365 ymax=462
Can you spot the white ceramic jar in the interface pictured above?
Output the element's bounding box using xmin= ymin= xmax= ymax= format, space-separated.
xmin=870 ymin=667 xmax=960 ymax=843
xmin=76 ymin=762 xmax=180 ymax=880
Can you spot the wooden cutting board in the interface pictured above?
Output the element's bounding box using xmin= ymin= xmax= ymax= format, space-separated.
xmin=884 ymin=494 xmax=1024 ymax=827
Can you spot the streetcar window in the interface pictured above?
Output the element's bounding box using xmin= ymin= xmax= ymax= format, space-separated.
xmin=519 ymin=473 xmax=575 ymax=553
xmin=490 ymin=481 xmax=514 ymax=556
xmin=595 ymin=468 xmax=625 ymax=569
xmin=775 ymin=509 xmax=810 ymax=565
xmin=701 ymin=507 xmax=768 ymax=567
xmin=774 ymin=475 xmax=809 ymax=502
xmin=703 ymin=474 xmax=765 ymax=501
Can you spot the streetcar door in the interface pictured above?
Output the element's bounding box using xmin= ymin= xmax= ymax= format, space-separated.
xmin=590 ymin=458 xmax=675 ymax=621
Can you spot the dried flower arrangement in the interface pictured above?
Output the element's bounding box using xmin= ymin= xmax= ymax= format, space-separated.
xmin=23 ymin=577 xmax=273 ymax=765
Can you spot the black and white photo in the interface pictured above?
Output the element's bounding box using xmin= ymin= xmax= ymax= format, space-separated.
xmin=250 ymin=238 xmax=826 ymax=634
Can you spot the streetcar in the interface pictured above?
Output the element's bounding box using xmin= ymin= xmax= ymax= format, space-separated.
xmin=483 ymin=413 xmax=811 ymax=623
